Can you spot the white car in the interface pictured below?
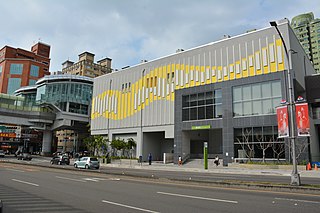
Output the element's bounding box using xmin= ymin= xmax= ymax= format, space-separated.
xmin=74 ymin=157 xmax=100 ymax=169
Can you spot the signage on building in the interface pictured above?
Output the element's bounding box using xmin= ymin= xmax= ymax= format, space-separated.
xmin=191 ymin=125 xmax=211 ymax=130
xmin=276 ymin=106 xmax=289 ymax=138
xmin=295 ymin=103 xmax=310 ymax=137
xmin=0 ymin=125 xmax=21 ymax=138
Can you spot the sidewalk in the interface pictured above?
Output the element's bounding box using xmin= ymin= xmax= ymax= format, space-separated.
xmin=99 ymin=159 xmax=320 ymax=178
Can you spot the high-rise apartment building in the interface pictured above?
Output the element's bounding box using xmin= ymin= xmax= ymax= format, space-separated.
xmin=0 ymin=42 xmax=51 ymax=94
xmin=61 ymin=52 xmax=112 ymax=77
xmin=291 ymin=12 xmax=320 ymax=72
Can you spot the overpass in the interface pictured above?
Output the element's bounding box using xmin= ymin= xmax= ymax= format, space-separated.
xmin=0 ymin=96 xmax=90 ymax=155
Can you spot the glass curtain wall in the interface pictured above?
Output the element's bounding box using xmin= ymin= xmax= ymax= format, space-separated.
xmin=182 ymin=89 xmax=222 ymax=121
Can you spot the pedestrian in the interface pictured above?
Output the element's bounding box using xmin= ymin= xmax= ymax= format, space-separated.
xmin=178 ymin=155 xmax=182 ymax=166
xmin=214 ymin=155 xmax=219 ymax=166
xmin=148 ymin=153 xmax=152 ymax=165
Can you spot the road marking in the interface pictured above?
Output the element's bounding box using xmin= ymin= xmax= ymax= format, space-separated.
xmin=12 ymin=179 xmax=39 ymax=187
xmin=6 ymin=168 xmax=25 ymax=173
xmin=56 ymin=176 xmax=86 ymax=182
xmin=275 ymin=197 xmax=320 ymax=204
xmin=102 ymin=200 xmax=159 ymax=213
xmin=157 ymin=191 xmax=238 ymax=204
xmin=83 ymin=177 xmax=107 ymax=182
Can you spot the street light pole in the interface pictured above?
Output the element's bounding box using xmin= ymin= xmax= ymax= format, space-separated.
xmin=270 ymin=21 xmax=300 ymax=186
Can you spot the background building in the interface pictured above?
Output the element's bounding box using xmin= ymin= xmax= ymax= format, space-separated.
xmin=14 ymin=74 xmax=93 ymax=155
xmin=61 ymin=52 xmax=112 ymax=77
xmin=0 ymin=42 xmax=51 ymax=94
xmin=291 ymin=12 xmax=320 ymax=73
xmin=57 ymin=52 xmax=112 ymax=153
xmin=91 ymin=19 xmax=318 ymax=165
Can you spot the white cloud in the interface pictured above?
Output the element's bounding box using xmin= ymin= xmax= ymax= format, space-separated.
xmin=0 ymin=0 xmax=319 ymax=71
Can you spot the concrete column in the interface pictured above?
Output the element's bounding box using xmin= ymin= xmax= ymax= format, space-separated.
xmin=41 ymin=130 xmax=52 ymax=156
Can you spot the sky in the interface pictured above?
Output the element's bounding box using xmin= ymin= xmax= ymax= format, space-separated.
xmin=1 ymin=0 xmax=320 ymax=72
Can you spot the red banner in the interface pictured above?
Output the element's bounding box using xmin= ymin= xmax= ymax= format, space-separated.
xmin=276 ymin=106 xmax=289 ymax=138
xmin=296 ymin=103 xmax=310 ymax=137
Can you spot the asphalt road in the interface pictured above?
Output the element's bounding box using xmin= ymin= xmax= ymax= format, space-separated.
xmin=1 ymin=163 xmax=320 ymax=213
xmin=4 ymin=155 xmax=320 ymax=186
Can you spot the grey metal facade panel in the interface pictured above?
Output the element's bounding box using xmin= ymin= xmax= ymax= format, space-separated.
xmin=92 ymin=23 xmax=305 ymax=135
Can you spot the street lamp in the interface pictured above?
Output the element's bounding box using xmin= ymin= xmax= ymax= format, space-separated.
xmin=270 ymin=21 xmax=301 ymax=185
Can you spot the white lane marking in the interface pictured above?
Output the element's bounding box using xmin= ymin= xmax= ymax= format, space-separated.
xmin=102 ymin=200 xmax=159 ymax=213
xmin=83 ymin=178 xmax=107 ymax=182
xmin=157 ymin=191 xmax=238 ymax=204
xmin=109 ymin=178 xmax=121 ymax=181
xmin=6 ymin=168 xmax=25 ymax=173
xmin=12 ymin=179 xmax=39 ymax=187
xmin=275 ymin=197 xmax=320 ymax=204
xmin=56 ymin=176 xmax=86 ymax=182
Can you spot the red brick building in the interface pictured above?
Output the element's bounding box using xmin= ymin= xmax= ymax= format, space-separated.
xmin=0 ymin=42 xmax=51 ymax=94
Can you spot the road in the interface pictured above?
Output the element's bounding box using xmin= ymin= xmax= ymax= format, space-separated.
xmin=4 ymin=155 xmax=320 ymax=186
xmin=0 ymin=163 xmax=320 ymax=213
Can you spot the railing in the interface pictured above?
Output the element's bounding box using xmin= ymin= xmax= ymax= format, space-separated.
xmin=0 ymin=102 xmax=49 ymax=112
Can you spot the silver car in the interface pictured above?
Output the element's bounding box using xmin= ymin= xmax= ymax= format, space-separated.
xmin=0 ymin=150 xmax=5 ymax=158
xmin=74 ymin=157 xmax=100 ymax=169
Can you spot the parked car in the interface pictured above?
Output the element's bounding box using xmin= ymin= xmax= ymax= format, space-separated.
xmin=0 ymin=150 xmax=5 ymax=158
xmin=17 ymin=153 xmax=32 ymax=161
xmin=50 ymin=155 xmax=70 ymax=165
xmin=74 ymin=157 xmax=100 ymax=169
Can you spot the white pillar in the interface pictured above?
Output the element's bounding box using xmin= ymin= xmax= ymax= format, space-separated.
xmin=41 ymin=130 xmax=52 ymax=156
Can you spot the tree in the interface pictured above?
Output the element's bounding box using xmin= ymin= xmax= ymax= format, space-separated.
xmin=236 ymin=128 xmax=255 ymax=161
xmin=272 ymin=139 xmax=285 ymax=163
xmin=110 ymin=138 xmax=126 ymax=157
xmin=256 ymin=134 xmax=273 ymax=163
xmin=83 ymin=135 xmax=108 ymax=156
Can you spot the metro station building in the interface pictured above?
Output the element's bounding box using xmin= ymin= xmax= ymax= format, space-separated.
xmin=91 ymin=19 xmax=319 ymax=165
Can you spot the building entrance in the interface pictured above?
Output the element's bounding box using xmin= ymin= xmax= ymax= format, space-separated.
xmin=184 ymin=129 xmax=223 ymax=159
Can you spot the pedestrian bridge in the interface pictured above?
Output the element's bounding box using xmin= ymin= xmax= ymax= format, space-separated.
xmin=0 ymin=93 xmax=90 ymax=155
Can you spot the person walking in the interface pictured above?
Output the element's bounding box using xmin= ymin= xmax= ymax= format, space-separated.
xmin=214 ymin=155 xmax=219 ymax=166
xmin=178 ymin=155 xmax=182 ymax=166
xmin=148 ymin=153 xmax=152 ymax=165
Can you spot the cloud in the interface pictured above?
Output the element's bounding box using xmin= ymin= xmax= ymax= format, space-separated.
xmin=0 ymin=0 xmax=319 ymax=71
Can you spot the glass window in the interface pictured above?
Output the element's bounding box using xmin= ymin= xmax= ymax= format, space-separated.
xmin=198 ymin=93 xmax=205 ymax=105
xmin=205 ymin=92 xmax=213 ymax=104
xmin=252 ymin=84 xmax=261 ymax=99
xmin=262 ymin=99 xmax=272 ymax=114
xmin=271 ymin=81 xmax=281 ymax=97
xmin=182 ymin=95 xmax=189 ymax=107
xmin=190 ymin=94 xmax=197 ymax=107
xmin=198 ymin=106 xmax=205 ymax=119
xmin=215 ymin=104 xmax=222 ymax=118
xmin=233 ymin=102 xmax=242 ymax=116
xmin=10 ymin=64 xmax=23 ymax=75
xmin=233 ymin=80 xmax=281 ymax=117
xmin=252 ymin=100 xmax=262 ymax=115
xmin=30 ymin=65 xmax=39 ymax=77
xmin=242 ymin=85 xmax=251 ymax=100
xmin=190 ymin=107 xmax=197 ymax=120
xmin=243 ymin=101 xmax=252 ymax=115
xmin=206 ymin=106 xmax=213 ymax=119
xmin=233 ymin=87 xmax=242 ymax=101
xmin=0 ymin=65 xmax=2 ymax=76
xmin=262 ymin=82 xmax=271 ymax=98
xmin=7 ymin=78 xmax=21 ymax=94
xmin=182 ymin=89 xmax=222 ymax=121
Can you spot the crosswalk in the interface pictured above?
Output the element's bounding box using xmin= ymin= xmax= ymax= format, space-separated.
xmin=0 ymin=184 xmax=87 ymax=213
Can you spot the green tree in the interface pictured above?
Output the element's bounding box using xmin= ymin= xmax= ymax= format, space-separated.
xmin=83 ymin=135 xmax=108 ymax=156
xmin=110 ymin=138 xmax=126 ymax=157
